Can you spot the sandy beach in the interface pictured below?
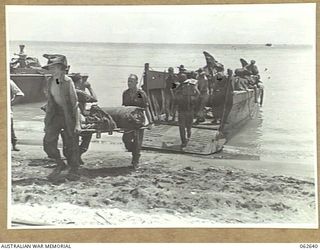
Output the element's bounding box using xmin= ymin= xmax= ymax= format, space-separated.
xmin=9 ymin=103 xmax=317 ymax=228
xmin=11 ymin=145 xmax=317 ymax=228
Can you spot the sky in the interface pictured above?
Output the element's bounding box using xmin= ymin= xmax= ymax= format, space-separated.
xmin=5 ymin=4 xmax=316 ymax=45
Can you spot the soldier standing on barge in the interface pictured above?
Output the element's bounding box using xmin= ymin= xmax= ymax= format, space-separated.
xmin=244 ymin=60 xmax=259 ymax=76
xmin=175 ymin=74 xmax=200 ymax=148
xmin=164 ymin=67 xmax=178 ymax=121
xmin=195 ymin=68 xmax=209 ymax=124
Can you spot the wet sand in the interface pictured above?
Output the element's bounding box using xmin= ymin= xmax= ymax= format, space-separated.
xmin=9 ymin=103 xmax=317 ymax=227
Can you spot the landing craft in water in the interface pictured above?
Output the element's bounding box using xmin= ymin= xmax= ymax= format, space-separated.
xmin=142 ymin=51 xmax=264 ymax=155
xmin=9 ymin=45 xmax=88 ymax=104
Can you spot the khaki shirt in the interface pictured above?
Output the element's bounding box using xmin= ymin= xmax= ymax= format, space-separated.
xmin=122 ymin=88 xmax=149 ymax=109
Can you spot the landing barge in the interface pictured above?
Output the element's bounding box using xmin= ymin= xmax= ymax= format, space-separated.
xmin=142 ymin=51 xmax=263 ymax=155
xmin=10 ymin=45 xmax=88 ymax=104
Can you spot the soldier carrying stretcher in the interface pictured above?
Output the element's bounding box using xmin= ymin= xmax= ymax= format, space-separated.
xmin=122 ymin=74 xmax=152 ymax=169
xmin=42 ymin=54 xmax=81 ymax=181
xmin=61 ymin=73 xmax=98 ymax=165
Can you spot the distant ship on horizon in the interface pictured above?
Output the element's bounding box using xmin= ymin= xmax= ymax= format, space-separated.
xmin=265 ymin=43 xmax=273 ymax=47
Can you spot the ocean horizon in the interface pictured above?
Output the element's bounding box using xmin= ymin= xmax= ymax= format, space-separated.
xmin=9 ymin=40 xmax=313 ymax=47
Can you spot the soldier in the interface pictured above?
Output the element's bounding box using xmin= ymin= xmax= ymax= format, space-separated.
xmin=42 ymin=54 xmax=81 ymax=181
xmin=10 ymin=79 xmax=24 ymax=151
xmin=177 ymin=65 xmax=188 ymax=83
xmin=175 ymin=74 xmax=200 ymax=148
xmin=244 ymin=60 xmax=259 ymax=76
xmin=177 ymin=65 xmax=187 ymax=74
xmin=122 ymin=74 xmax=151 ymax=169
xmin=195 ymin=68 xmax=209 ymax=124
xmin=164 ymin=67 xmax=178 ymax=121
xmin=61 ymin=73 xmax=98 ymax=165
xmin=211 ymin=71 xmax=229 ymax=124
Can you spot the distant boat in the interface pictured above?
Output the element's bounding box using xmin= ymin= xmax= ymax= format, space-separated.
xmin=265 ymin=43 xmax=272 ymax=47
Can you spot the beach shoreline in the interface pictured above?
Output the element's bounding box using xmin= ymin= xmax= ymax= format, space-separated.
xmin=8 ymin=102 xmax=317 ymax=227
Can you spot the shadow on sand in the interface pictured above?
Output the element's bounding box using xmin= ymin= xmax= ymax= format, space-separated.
xmin=14 ymin=160 xmax=134 ymax=185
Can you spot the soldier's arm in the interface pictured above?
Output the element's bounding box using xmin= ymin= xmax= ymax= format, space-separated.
xmin=68 ymin=79 xmax=81 ymax=132
xmin=204 ymin=79 xmax=209 ymax=91
xmin=194 ymin=85 xmax=200 ymax=97
xmin=69 ymin=79 xmax=78 ymax=109
xmin=11 ymin=95 xmax=23 ymax=106
xmin=10 ymin=80 xmax=24 ymax=105
xmin=44 ymin=83 xmax=54 ymax=131
xmin=84 ymin=81 xmax=98 ymax=102
xmin=140 ymin=90 xmax=149 ymax=108
xmin=122 ymin=91 xmax=128 ymax=106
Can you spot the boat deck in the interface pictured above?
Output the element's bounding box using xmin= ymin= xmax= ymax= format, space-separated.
xmin=143 ymin=123 xmax=225 ymax=155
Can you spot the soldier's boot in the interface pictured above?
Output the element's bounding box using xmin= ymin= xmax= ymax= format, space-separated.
xmin=131 ymin=153 xmax=141 ymax=169
xmin=47 ymin=159 xmax=67 ymax=180
xmin=65 ymin=155 xmax=81 ymax=181
xmin=62 ymin=146 xmax=68 ymax=159
xmin=66 ymin=167 xmax=80 ymax=181
xmin=171 ymin=109 xmax=176 ymax=122
xmin=171 ymin=114 xmax=176 ymax=122
xmin=187 ymin=129 xmax=192 ymax=141
xmin=179 ymin=126 xmax=187 ymax=147
xmin=181 ymin=132 xmax=187 ymax=148
xmin=79 ymin=156 xmax=84 ymax=165
xmin=79 ymin=149 xmax=86 ymax=165
xmin=57 ymin=158 xmax=68 ymax=170
xmin=181 ymin=141 xmax=187 ymax=148
xmin=12 ymin=141 xmax=20 ymax=151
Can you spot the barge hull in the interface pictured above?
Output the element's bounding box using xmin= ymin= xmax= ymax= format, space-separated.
xmin=10 ymin=74 xmax=47 ymax=103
